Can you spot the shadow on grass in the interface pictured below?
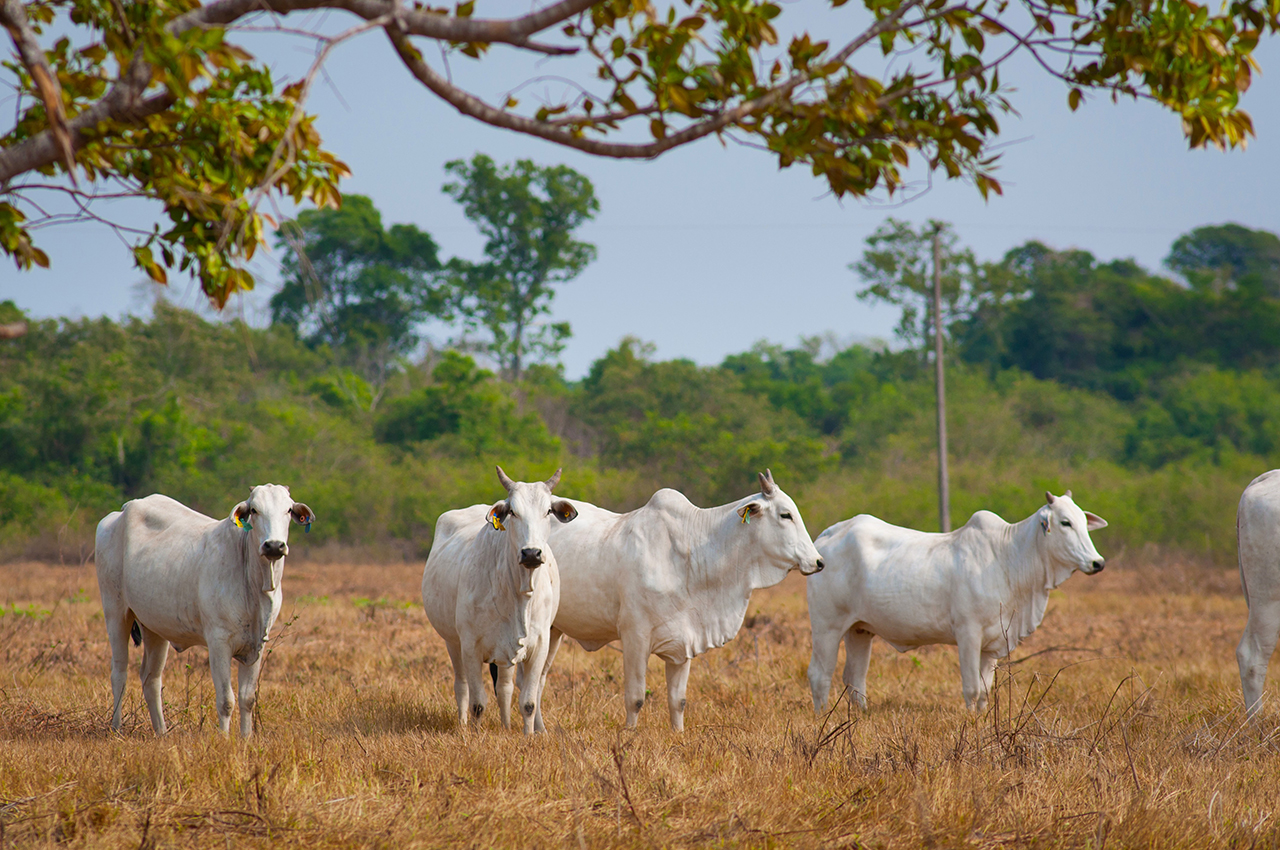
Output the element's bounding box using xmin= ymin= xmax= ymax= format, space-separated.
xmin=348 ymin=692 xmax=457 ymax=735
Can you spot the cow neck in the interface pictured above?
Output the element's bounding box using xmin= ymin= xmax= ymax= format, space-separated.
xmin=995 ymin=509 xmax=1068 ymax=651
xmin=486 ymin=535 xmax=538 ymax=650
xmin=224 ymin=518 xmax=280 ymax=655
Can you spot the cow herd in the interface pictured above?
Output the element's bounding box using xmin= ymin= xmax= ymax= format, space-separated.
xmin=91 ymin=467 xmax=1280 ymax=738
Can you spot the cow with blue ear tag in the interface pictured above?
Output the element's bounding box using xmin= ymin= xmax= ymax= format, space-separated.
xmin=421 ymin=466 xmax=577 ymax=733
xmin=95 ymin=483 xmax=315 ymax=737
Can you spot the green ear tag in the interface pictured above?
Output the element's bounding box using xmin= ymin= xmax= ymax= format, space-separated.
xmin=235 ymin=515 xmax=253 ymax=531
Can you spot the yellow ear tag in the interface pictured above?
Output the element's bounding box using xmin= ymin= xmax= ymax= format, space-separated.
xmin=738 ymin=506 xmax=751 ymax=524
xmin=488 ymin=511 xmax=505 ymax=531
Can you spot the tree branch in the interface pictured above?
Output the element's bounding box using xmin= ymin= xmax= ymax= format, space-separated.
xmin=0 ymin=0 xmax=75 ymax=181
xmin=385 ymin=0 xmax=925 ymax=160
xmin=175 ymin=0 xmax=592 ymax=50
xmin=1 ymin=0 xmax=590 ymax=186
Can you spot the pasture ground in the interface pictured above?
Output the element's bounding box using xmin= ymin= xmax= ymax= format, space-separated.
xmin=1 ymin=557 xmax=1277 ymax=849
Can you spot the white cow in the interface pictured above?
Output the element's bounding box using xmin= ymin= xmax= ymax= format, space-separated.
xmin=808 ymin=491 xmax=1108 ymax=712
xmin=95 ymin=484 xmax=315 ymax=736
xmin=545 ymin=470 xmax=825 ymax=731
xmin=422 ymin=467 xmax=577 ymax=733
xmin=1236 ymin=469 xmax=1280 ymax=718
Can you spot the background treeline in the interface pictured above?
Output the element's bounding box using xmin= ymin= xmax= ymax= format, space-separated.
xmin=3 ymin=219 xmax=1279 ymax=566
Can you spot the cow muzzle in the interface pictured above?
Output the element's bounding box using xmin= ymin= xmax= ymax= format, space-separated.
xmin=1087 ymin=558 xmax=1105 ymax=574
xmin=260 ymin=540 xmax=288 ymax=561
xmin=519 ymin=547 xmax=544 ymax=568
xmin=799 ymin=558 xmax=824 ymax=576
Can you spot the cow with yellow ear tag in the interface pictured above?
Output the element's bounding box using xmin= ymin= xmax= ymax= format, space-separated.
xmin=422 ymin=466 xmax=577 ymax=733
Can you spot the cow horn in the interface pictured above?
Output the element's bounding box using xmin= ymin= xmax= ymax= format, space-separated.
xmin=759 ymin=469 xmax=776 ymax=496
xmin=544 ymin=467 xmax=562 ymax=491
xmin=496 ymin=466 xmax=516 ymax=492
xmin=1045 ymin=491 xmax=1056 ymax=505
xmin=1064 ymin=489 xmax=1073 ymax=499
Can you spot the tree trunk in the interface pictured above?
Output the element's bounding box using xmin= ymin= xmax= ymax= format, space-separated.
xmin=932 ymin=230 xmax=950 ymax=533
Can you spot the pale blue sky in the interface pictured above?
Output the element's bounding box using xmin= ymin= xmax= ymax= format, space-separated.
xmin=3 ymin=7 xmax=1278 ymax=377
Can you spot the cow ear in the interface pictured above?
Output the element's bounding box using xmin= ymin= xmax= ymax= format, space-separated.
xmin=233 ymin=501 xmax=251 ymax=522
xmin=1045 ymin=491 xmax=1056 ymax=505
xmin=486 ymin=501 xmax=510 ymax=531
xmin=291 ymin=503 xmax=316 ymax=526
xmin=1084 ymin=511 xmax=1108 ymax=531
xmin=551 ymin=499 xmax=577 ymax=524
xmin=737 ymin=502 xmax=762 ymax=524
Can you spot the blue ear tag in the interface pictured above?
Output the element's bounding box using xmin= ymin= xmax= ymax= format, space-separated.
xmin=304 ymin=520 xmax=312 ymax=534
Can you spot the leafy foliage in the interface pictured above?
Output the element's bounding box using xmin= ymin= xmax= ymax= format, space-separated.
xmin=374 ymin=351 xmax=560 ymax=457
xmin=6 ymin=222 xmax=1280 ymax=565
xmin=3 ymin=0 xmax=1277 ymax=300
xmin=443 ymin=155 xmax=598 ymax=379
xmin=1166 ymin=223 xmax=1280 ymax=295
xmin=851 ymin=218 xmax=976 ymax=351
xmin=272 ymin=195 xmax=444 ymax=402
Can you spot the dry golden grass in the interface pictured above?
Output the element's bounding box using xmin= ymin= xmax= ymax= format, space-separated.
xmin=2 ymin=555 xmax=1279 ymax=849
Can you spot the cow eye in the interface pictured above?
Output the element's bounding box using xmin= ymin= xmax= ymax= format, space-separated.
xmin=249 ymin=508 xmax=257 ymax=515
xmin=1060 ymin=519 xmax=1071 ymax=527
xmin=780 ymin=511 xmax=793 ymax=520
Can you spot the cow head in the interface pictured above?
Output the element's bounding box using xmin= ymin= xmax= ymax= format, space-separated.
xmin=735 ymin=469 xmax=824 ymax=579
xmin=486 ymin=466 xmax=577 ymax=588
xmin=231 ymin=484 xmax=316 ymax=591
xmin=1039 ymin=490 xmax=1107 ymax=577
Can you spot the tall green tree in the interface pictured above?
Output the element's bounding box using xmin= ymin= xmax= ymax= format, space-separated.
xmin=1166 ymin=223 xmax=1280 ymax=295
xmin=852 ymin=219 xmax=976 ymax=354
xmin=4 ymin=0 xmax=1271 ymax=307
xmin=272 ymin=195 xmax=443 ymax=407
xmin=443 ymin=155 xmax=598 ymax=379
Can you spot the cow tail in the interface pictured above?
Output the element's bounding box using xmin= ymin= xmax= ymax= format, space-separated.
xmin=130 ymin=620 xmax=142 ymax=647
xmin=489 ymin=663 xmax=499 ymax=695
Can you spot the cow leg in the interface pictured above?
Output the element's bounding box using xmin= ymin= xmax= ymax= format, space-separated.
xmin=443 ymin=640 xmax=469 ymax=729
xmin=807 ymin=623 xmax=844 ymax=712
xmin=208 ymin=642 xmax=236 ymax=735
xmin=978 ymin=651 xmax=999 ymax=712
xmin=138 ymin=625 xmax=170 ymax=736
xmin=461 ymin=646 xmax=488 ymax=728
xmin=664 ymin=659 xmax=692 ymax=732
xmin=495 ymin=664 xmax=516 ymax=730
xmin=519 ymin=641 xmax=553 ymax=735
xmin=1238 ymin=600 xmax=1280 ymax=719
xmin=842 ymin=629 xmax=874 ymax=710
xmin=237 ymin=656 xmax=264 ymax=738
xmin=530 ymin=628 xmax=564 ymax=733
xmin=620 ymin=634 xmax=651 ymax=730
xmin=104 ymin=612 xmax=132 ymax=732
xmin=956 ymin=629 xmax=986 ymax=711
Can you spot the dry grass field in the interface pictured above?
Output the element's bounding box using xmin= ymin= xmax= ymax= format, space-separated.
xmin=2 ymin=555 xmax=1279 ymax=849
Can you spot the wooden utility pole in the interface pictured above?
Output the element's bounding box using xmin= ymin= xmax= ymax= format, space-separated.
xmin=932 ymin=229 xmax=950 ymax=532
